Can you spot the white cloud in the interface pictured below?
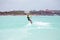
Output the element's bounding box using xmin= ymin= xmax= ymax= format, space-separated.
xmin=0 ymin=0 xmax=60 ymax=11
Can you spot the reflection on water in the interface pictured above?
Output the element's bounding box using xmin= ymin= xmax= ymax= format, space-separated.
xmin=0 ymin=16 xmax=60 ymax=40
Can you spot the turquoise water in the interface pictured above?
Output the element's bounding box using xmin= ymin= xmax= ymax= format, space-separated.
xmin=0 ymin=16 xmax=60 ymax=40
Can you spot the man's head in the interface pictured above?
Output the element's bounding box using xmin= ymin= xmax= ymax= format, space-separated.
xmin=24 ymin=11 xmax=30 ymax=15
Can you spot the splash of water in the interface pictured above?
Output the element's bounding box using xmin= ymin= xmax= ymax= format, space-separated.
xmin=24 ymin=21 xmax=53 ymax=30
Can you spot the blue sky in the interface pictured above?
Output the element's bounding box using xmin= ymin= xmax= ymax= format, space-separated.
xmin=0 ymin=0 xmax=60 ymax=11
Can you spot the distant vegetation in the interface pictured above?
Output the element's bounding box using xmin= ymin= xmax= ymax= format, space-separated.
xmin=0 ymin=11 xmax=25 ymax=15
xmin=0 ymin=10 xmax=60 ymax=16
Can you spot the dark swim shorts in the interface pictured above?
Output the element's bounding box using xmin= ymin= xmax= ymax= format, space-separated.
xmin=27 ymin=17 xmax=30 ymax=21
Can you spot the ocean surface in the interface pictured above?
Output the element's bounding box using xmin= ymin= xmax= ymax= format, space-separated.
xmin=0 ymin=16 xmax=60 ymax=40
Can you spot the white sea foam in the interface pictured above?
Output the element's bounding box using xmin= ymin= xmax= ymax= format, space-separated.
xmin=24 ymin=21 xmax=53 ymax=30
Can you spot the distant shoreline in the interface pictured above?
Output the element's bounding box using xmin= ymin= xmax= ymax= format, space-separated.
xmin=0 ymin=10 xmax=60 ymax=16
xmin=0 ymin=14 xmax=60 ymax=16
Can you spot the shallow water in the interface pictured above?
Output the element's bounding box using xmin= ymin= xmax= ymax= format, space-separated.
xmin=0 ymin=16 xmax=60 ymax=40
